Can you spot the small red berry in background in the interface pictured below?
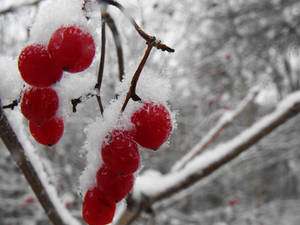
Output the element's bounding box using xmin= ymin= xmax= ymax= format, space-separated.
xmin=229 ymin=198 xmax=238 ymax=206
xmin=225 ymin=54 xmax=231 ymax=61
xmin=223 ymin=104 xmax=230 ymax=110
xmin=153 ymin=3 xmax=159 ymax=9
xmin=21 ymin=87 xmax=59 ymax=125
xmin=18 ymin=44 xmax=63 ymax=87
xmin=131 ymin=102 xmax=172 ymax=150
xmin=82 ymin=187 xmax=116 ymax=225
xmin=29 ymin=117 xmax=64 ymax=146
xmin=65 ymin=201 xmax=73 ymax=208
xmin=25 ymin=197 xmax=35 ymax=204
xmin=96 ymin=165 xmax=134 ymax=202
xmin=101 ymin=129 xmax=139 ymax=175
xmin=48 ymin=25 xmax=95 ymax=73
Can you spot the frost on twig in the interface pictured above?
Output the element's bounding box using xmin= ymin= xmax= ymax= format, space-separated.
xmin=115 ymin=91 xmax=300 ymax=225
xmin=172 ymin=86 xmax=260 ymax=171
xmin=0 ymin=100 xmax=80 ymax=225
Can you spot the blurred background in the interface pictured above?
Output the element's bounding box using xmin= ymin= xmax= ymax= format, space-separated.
xmin=0 ymin=0 xmax=300 ymax=224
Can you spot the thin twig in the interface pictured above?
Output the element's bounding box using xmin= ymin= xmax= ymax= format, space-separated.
xmin=97 ymin=0 xmax=175 ymax=53
xmin=103 ymin=12 xmax=125 ymax=81
xmin=121 ymin=44 xmax=153 ymax=112
xmin=172 ymin=87 xmax=260 ymax=171
xmin=95 ymin=13 xmax=107 ymax=115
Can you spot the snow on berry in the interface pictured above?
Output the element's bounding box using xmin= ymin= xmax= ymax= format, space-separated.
xmin=18 ymin=44 xmax=63 ymax=87
xmin=131 ymin=102 xmax=173 ymax=150
xmin=79 ymin=95 xmax=141 ymax=189
xmin=48 ymin=25 xmax=95 ymax=73
xmin=96 ymin=164 xmax=134 ymax=202
xmin=29 ymin=116 xmax=64 ymax=146
xmin=30 ymin=0 xmax=95 ymax=45
xmin=21 ymin=87 xmax=59 ymax=125
xmin=82 ymin=187 xmax=116 ymax=225
xmin=101 ymin=129 xmax=139 ymax=175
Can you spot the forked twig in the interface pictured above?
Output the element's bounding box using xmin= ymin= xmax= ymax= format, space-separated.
xmin=97 ymin=0 xmax=175 ymax=53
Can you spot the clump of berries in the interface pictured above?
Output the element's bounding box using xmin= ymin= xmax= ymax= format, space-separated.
xmin=82 ymin=101 xmax=173 ymax=225
xmin=18 ymin=25 xmax=95 ymax=146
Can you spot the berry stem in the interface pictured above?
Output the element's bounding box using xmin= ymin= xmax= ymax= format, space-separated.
xmin=95 ymin=12 xmax=107 ymax=115
xmin=103 ymin=12 xmax=125 ymax=81
xmin=97 ymin=0 xmax=175 ymax=53
xmin=121 ymin=44 xmax=153 ymax=112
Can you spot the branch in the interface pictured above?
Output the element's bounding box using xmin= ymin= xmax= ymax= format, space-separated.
xmin=121 ymin=44 xmax=153 ymax=112
xmin=0 ymin=100 xmax=80 ymax=225
xmin=97 ymin=0 xmax=174 ymax=53
xmin=95 ymin=12 xmax=107 ymax=115
xmin=115 ymin=91 xmax=300 ymax=225
xmin=172 ymin=87 xmax=260 ymax=171
xmin=0 ymin=0 xmax=44 ymax=15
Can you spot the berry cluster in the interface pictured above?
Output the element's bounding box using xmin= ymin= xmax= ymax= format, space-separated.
xmin=18 ymin=25 xmax=95 ymax=146
xmin=82 ymin=102 xmax=172 ymax=225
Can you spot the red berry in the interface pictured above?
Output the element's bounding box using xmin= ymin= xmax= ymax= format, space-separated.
xmin=101 ymin=129 xmax=139 ymax=175
xmin=29 ymin=117 xmax=64 ymax=146
xmin=96 ymin=165 xmax=134 ymax=202
xmin=48 ymin=25 xmax=95 ymax=73
xmin=131 ymin=102 xmax=172 ymax=150
xmin=21 ymin=87 xmax=59 ymax=125
xmin=82 ymin=187 xmax=116 ymax=225
xmin=229 ymin=198 xmax=238 ymax=206
xmin=226 ymin=54 xmax=231 ymax=61
xmin=18 ymin=44 xmax=63 ymax=87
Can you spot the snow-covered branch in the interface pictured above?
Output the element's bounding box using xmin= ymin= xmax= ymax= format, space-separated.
xmin=0 ymin=0 xmax=43 ymax=15
xmin=115 ymin=91 xmax=300 ymax=225
xmin=0 ymin=100 xmax=80 ymax=225
xmin=172 ymin=87 xmax=260 ymax=171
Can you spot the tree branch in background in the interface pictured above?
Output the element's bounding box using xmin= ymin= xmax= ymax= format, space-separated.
xmin=172 ymin=87 xmax=260 ymax=171
xmin=0 ymin=0 xmax=44 ymax=15
xmin=103 ymin=12 xmax=125 ymax=81
xmin=116 ymin=91 xmax=300 ymax=225
xmin=0 ymin=100 xmax=80 ymax=225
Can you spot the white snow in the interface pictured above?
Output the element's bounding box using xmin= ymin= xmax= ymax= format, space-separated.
xmin=0 ymin=56 xmax=23 ymax=104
